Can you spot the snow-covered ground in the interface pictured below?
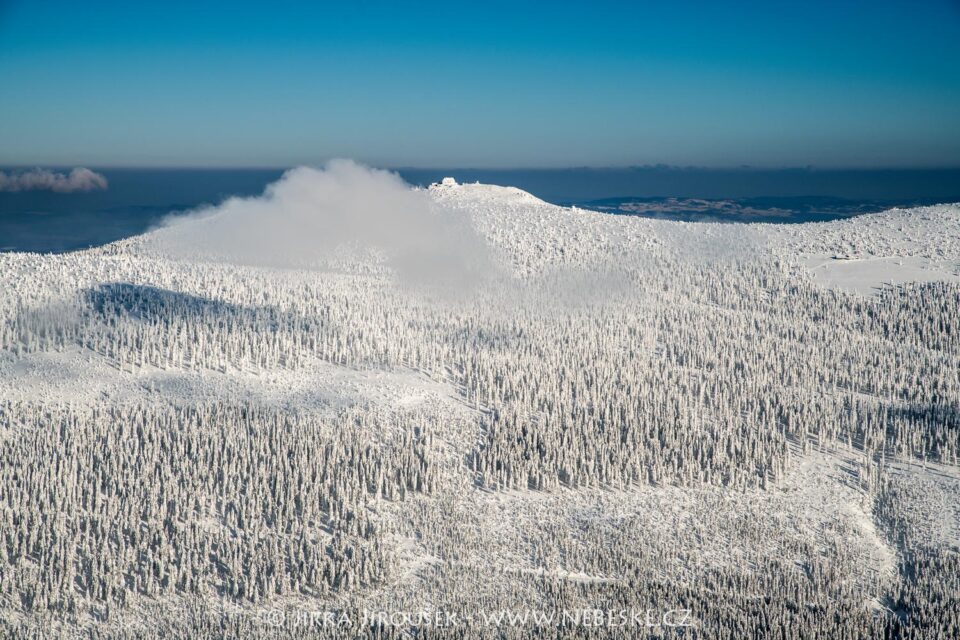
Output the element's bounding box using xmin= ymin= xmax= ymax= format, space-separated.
xmin=1 ymin=169 xmax=958 ymax=639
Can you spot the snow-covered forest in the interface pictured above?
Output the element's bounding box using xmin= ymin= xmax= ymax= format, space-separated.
xmin=1 ymin=165 xmax=958 ymax=638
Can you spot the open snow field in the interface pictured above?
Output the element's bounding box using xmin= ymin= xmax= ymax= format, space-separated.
xmin=1 ymin=165 xmax=958 ymax=638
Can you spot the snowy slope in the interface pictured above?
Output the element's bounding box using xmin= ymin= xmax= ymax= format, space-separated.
xmin=431 ymin=178 xmax=960 ymax=294
xmin=1 ymin=172 xmax=958 ymax=639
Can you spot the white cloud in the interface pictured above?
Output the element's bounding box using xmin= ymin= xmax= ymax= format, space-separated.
xmin=154 ymin=159 xmax=493 ymax=289
xmin=0 ymin=167 xmax=108 ymax=193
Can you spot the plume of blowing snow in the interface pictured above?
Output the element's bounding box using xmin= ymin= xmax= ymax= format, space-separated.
xmin=155 ymin=160 xmax=492 ymax=288
xmin=0 ymin=167 xmax=108 ymax=193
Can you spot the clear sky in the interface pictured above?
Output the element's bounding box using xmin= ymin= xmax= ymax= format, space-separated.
xmin=1 ymin=0 xmax=958 ymax=168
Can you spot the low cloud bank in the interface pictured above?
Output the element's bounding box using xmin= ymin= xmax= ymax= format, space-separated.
xmin=158 ymin=160 xmax=492 ymax=288
xmin=0 ymin=168 xmax=108 ymax=193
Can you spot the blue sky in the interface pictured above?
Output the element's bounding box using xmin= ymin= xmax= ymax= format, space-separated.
xmin=1 ymin=0 xmax=958 ymax=168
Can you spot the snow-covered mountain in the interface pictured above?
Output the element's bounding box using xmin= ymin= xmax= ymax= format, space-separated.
xmin=1 ymin=167 xmax=958 ymax=639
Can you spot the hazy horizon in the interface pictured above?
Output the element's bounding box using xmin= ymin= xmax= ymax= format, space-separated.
xmin=4 ymin=162 xmax=960 ymax=170
xmin=4 ymin=165 xmax=960 ymax=201
xmin=4 ymin=164 xmax=959 ymax=253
